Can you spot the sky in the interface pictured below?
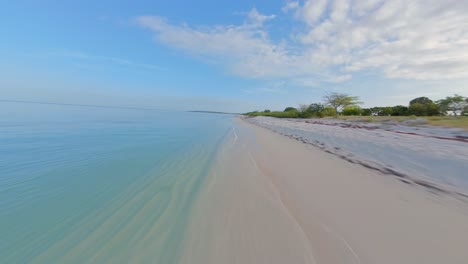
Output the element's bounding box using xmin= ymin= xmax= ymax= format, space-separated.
xmin=1 ymin=0 xmax=468 ymax=112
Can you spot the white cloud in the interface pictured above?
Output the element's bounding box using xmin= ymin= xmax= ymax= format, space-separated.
xmin=137 ymin=1 xmax=468 ymax=85
xmin=137 ymin=13 xmax=301 ymax=79
xmin=282 ymin=1 xmax=299 ymax=13
xmin=298 ymin=0 xmax=468 ymax=80
xmin=302 ymin=0 xmax=329 ymax=24
xmin=246 ymin=8 xmax=276 ymax=27
xmin=330 ymin=0 xmax=350 ymax=22
xmin=334 ymin=74 xmax=352 ymax=82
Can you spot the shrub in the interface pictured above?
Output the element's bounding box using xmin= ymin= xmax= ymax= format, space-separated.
xmin=322 ymin=107 xmax=337 ymax=117
xmin=361 ymin=108 xmax=372 ymax=116
xmin=342 ymin=106 xmax=362 ymax=116
xmin=391 ymin=105 xmax=409 ymax=116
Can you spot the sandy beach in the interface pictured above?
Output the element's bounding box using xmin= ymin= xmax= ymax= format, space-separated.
xmin=180 ymin=117 xmax=468 ymax=264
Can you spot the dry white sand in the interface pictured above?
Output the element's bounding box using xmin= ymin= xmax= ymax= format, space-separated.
xmin=248 ymin=116 xmax=468 ymax=194
xmin=180 ymin=118 xmax=468 ymax=264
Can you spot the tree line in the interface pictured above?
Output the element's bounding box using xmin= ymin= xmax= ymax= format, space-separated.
xmin=246 ymin=93 xmax=468 ymax=118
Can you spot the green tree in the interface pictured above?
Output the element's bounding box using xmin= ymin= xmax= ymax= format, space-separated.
xmin=342 ymin=106 xmax=362 ymax=116
xmin=426 ymin=103 xmax=440 ymax=116
xmin=304 ymin=103 xmax=327 ymax=117
xmin=408 ymin=97 xmax=440 ymax=116
xmin=297 ymin=104 xmax=311 ymax=118
xmin=369 ymin=107 xmax=392 ymax=116
xmin=308 ymin=103 xmax=325 ymax=113
xmin=409 ymin=97 xmax=433 ymax=105
xmin=321 ymin=107 xmax=337 ymax=117
xmin=361 ymin=108 xmax=372 ymax=116
xmin=380 ymin=107 xmax=393 ymax=116
xmin=437 ymin=94 xmax=466 ymax=116
xmin=391 ymin=105 xmax=409 ymax=116
xmin=323 ymin=93 xmax=361 ymax=117
xmin=408 ymin=103 xmax=427 ymax=116
xmin=284 ymin=107 xmax=298 ymax=112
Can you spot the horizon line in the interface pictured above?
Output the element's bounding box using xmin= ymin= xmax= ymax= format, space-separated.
xmin=0 ymin=99 xmax=173 ymax=111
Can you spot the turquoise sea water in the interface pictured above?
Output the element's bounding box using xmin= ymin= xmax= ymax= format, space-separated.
xmin=0 ymin=103 xmax=232 ymax=263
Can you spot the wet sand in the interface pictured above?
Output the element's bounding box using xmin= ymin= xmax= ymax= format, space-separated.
xmin=180 ymin=118 xmax=468 ymax=264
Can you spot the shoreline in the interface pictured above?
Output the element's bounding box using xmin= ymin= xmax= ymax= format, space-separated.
xmin=180 ymin=117 xmax=468 ymax=264
xmin=245 ymin=116 xmax=468 ymax=200
xmin=257 ymin=120 xmax=468 ymax=203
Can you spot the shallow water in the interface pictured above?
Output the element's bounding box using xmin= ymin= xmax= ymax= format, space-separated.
xmin=0 ymin=103 xmax=232 ymax=263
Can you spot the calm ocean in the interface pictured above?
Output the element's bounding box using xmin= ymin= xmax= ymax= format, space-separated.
xmin=0 ymin=102 xmax=232 ymax=263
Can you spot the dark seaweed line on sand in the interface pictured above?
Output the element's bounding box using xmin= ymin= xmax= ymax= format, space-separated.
xmin=250 ymin=121 xmax=468 ymax=203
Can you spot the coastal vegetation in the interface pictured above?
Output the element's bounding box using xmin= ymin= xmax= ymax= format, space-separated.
xmin=246 ymin=94 xmax=467 ymax=118
xmin=245 ymin=94 xmax=468 ymax=129
xmin=323 ymin=93 xmax=361 ymax=117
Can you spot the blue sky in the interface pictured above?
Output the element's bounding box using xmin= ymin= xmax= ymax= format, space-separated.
xmin=2 ymin=0 xmax=468 ymax=112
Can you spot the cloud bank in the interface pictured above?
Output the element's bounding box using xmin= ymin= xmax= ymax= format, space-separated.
xmin=137 ymin=1 xmax=468 ymax=85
